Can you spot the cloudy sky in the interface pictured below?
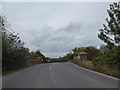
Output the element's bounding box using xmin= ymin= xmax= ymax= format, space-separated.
xmin=2 ymin=2 xmax=110 ymax=58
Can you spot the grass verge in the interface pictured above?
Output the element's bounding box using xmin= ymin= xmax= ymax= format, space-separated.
xmin=2 ymin=63 xmax=39 ymax=76
xmin=71 ymin=59 xmax=120 ymax=79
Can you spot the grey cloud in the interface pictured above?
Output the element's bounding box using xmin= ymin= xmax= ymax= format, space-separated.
xmin=30 ymin=22 xmax=102 ymax=58
xmin=3 ymin=2 xmax=109 ymax=57
xmin=58 ymin=22 xmax=82 ymax=33
xmin=30 ymin=23 xmax=81 ymax=54
xmin=18 ymin=22 xmax=104 ymax=58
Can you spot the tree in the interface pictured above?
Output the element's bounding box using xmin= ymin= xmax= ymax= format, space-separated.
xmin=36 ymin=50 xmax=44 ymax=58
xmin=72 ymin=47 xmax=84 ymax=55
xmin=72 ymin=47 xmax=77 ymax=53
xmin=61 ymin=52 xmax=75 ymax=62
xmin=99 ymin=45 xmax=109 ymax=54
xmin=84 ymin=46 xmax=99 ymax=60
xmin=98 ymin=2 xmax=120 ymax=49
xmin=1 ymin=15 xmax=29 ymax=71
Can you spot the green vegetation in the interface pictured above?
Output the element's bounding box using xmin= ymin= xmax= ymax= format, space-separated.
xmin=61 ymin=53 xmax=75 ymax=62
xmin=71 ymin=60 xmax=120 ymax=78
xmin=48 ymin=46 xmax=99 ymax=63
xmin=72 ymin=47 xmax=84 ymax=55
xmin=1 ymin=2 xmax=120 ymax=78
xmin=3 ymin=63 xmax=33 ymax=76
xmin=93 ymin=2 xmax=120 ymax=71
xmin=1 ymin=16 xmax=46 ymax=74
xmin=98 ymin=2 xmax=120 ymax=49
xmin=93 ymin=46 xmax=120 ymax=70
xmin=1 ymin=16 xmax=29 ymax=71
xmin=70 ymin=2 xmax=120 ymax=78
xmin=72 ymin=46 xmax=99 ymax=60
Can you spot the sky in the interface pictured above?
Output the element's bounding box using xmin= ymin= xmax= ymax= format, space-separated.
xmin=2 ymin=2 xmax=111 ymax=58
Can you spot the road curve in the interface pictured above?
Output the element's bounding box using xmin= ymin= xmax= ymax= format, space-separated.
xmin=2 ymin=62 xmax=119 ymax=88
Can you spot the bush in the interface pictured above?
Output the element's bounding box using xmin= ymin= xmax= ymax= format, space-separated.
xmin=93 ymin=46 xmax=120 ymax=70
xmin=1 ymin=16 xmax=29 ymax=71
xmin=71 ymin=60 xmax=120 ymax=78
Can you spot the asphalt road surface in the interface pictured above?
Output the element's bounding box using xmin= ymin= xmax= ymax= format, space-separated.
xmin=2 ymin=62 xmax=119 ymax=88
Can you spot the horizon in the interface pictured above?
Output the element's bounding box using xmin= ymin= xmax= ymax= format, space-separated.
xmin=2 ymin=2 xmax=110 ymax=58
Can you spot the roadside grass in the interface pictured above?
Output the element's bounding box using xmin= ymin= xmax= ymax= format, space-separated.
xmin=79 ymin=61 xmax=94 ymax=70
xmin=93 ymin=65 xmax=120 ymax=78
xmin=2 ymin=63 xmax=39 ymax=76
xmin=71 ymin=59 xmax=120 ymax=79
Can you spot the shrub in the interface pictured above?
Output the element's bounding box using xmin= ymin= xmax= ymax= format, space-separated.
xmin=93 ymin=46 xmax=120 ymax=70
xmin=79 ymin=61 xmax=94 ymax=70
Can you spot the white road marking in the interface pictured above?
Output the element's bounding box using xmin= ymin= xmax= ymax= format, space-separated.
xmin=49 ymin=64 xmax=57 ymax=87
xmin=50 ymin=66 xmax=51 ymax=71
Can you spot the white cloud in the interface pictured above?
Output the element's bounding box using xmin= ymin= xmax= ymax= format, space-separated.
xmin=2 ymin=2 xmax=109 ymax=57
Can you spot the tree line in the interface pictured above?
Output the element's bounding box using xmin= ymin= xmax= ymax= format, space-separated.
xmin=0 ymin=16 xmax=46 ymax=72
xmin=49 ymin=2 xmax=120 ymax=76
xmin=1 ymin=2 xmax=120 ymax=77
xmin=94 ymin=2 xmax=120 ymax=70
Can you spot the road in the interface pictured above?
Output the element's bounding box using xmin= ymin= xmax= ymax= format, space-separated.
xmin=2 ymin=62 xmax=119 ymax=88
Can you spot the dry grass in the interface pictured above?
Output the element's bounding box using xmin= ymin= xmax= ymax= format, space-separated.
xmin=94 ymin=65 xmax=120 ymax=78
xmin=71 ymin=59 xmax=120 ymax=79
xmin=79 ymin=61 xmax=93 ymax=70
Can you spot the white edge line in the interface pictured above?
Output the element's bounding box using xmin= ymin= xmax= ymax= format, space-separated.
xmin=69 ymin=62 xmax=119 ymax=80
